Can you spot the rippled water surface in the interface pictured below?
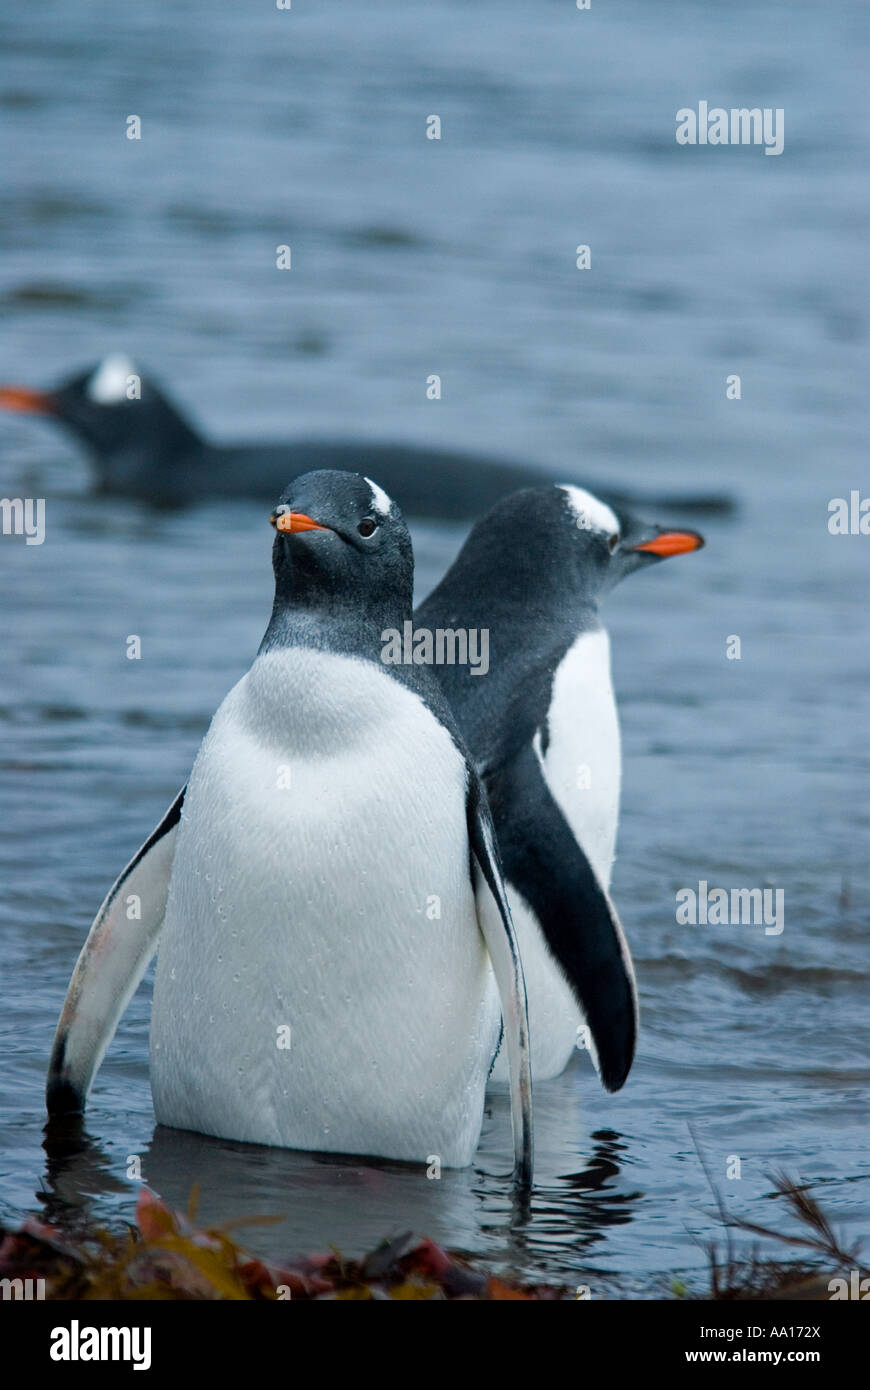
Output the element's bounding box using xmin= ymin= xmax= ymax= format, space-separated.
xmin=0 ymin=1 xmax=867 ymax=1294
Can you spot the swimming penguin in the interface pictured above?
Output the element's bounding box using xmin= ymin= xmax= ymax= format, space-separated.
xmin=415 ymin=484 xmax=704 ymax=1084
xmin=0 ymin=355 xmax=735 ymax=518
xmin=46 ymin=470 xmax=532 ymax=1181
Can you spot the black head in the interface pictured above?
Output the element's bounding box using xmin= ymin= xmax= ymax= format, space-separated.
xmin=0 ymin=355 xmax=198 ymax=464
xmin=263 ymin=470 xmax=414 ymax=651
xmin=439 ymin=483 xmax=704 ymax=614
xmin=554 ymin=484 xmax=705 ymax=598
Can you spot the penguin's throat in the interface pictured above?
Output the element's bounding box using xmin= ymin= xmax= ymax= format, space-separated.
xmin=241 ymin=646 xmax=399 ymax=755
xmin=260 ymin=595 xmax=409 ymax=665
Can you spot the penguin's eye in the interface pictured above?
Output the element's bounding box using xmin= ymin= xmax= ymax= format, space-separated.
xmin=607 ymin=533 xmax=620 ymax=553
xmin=358 ymin=517 xmax=377 ymax=538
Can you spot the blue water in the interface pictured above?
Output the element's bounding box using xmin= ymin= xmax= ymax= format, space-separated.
xmin=0 ymin=0 xmax=867 ymax=1294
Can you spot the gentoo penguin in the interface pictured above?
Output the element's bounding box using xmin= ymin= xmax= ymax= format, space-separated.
xmin=415 ymin=484 xmax=704 ymax=1084
xmin=0 ymin=355 xmax=735 ymax=517
xmin=47 ymin=471 xmax=532 ymax=1181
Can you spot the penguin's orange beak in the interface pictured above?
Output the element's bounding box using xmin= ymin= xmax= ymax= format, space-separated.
xmin=270 ymin=510 xmax=330 ymax=534
xmin=0 ymin=386 xmax=54 ymax=415
xmin=630 ymin=530 xmax=704 ymax=557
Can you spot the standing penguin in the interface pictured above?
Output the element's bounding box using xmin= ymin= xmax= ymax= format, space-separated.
xmin=415 ymin=485 xmax=704 ymax=1084
xmin=47 ymin=471 xmax=532 ymax=1182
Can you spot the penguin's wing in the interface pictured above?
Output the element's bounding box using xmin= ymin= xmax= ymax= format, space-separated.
xmin=499 ymin=737 xmax=638 ymax=1091
xmin=46 ymin=788 xmax=185 ymax=1116
xmin=466 ymin=777 xmax=533 ymax=1188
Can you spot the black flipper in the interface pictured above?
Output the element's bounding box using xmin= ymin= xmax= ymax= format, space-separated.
xmin=46 ymin=788 xmax=185 ymax=1116
xmin=493 ymin=738 xmax=637 ymax=1091
xmin=466 ymin=777 xmax=533 ymax=1187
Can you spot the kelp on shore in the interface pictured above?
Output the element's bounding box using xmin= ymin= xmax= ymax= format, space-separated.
xmin=0 ymin=1176 xmax=862 ymax=1301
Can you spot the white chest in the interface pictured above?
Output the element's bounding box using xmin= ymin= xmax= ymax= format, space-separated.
xmin=538 ymin=627 xmax=621 ymax=891
xmin=150 ymin=647 xmax=499 ymax=1164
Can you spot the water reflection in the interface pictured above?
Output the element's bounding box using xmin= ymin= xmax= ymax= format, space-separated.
xmin=38 ymin=1097 xmax=641 ymax=1287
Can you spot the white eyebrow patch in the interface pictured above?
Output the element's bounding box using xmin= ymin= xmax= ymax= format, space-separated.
xmin=560 ymin=484 xmax=619 ymax=536
xmin=364 ymin=477 xmax=393 ymax=517
xmin=87 ymin=354 xmax=137 ymax=404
